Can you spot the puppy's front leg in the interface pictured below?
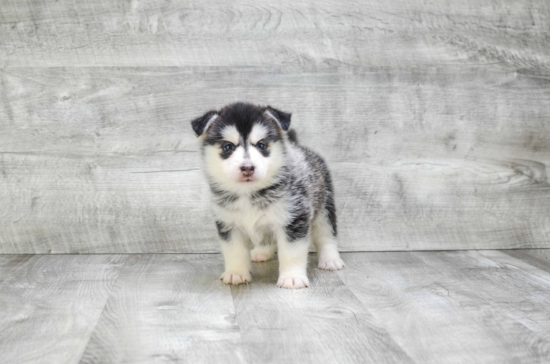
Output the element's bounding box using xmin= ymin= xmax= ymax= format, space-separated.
xmin=217 ymin=222 xmax=252 ymax=285
xmin=277 ymin=235 xmax=310 ymax=289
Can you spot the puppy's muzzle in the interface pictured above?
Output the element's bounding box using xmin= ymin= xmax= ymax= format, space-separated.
xmin=240 ymin=164 xmax=255 ymax=177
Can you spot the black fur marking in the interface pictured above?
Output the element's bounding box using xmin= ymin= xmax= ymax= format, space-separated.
xmin=251 ymin=180 xmax=286 ymax=209
xmin=325 ymin=191 xmax=337 ymax=237
xmin=267 ymin=106 xmax=292 ymax=131
xmin=254 ymin=142 xmax=270 ymax=157
xmin=219 ymin=144 xmax=238 ymax=160
xmin=284 ymin=176 xmax=311 ymax=242
xmin=287 ymin=129 xmax=298 ymax=144
xmin=197 ymin=103 xmax=286 ymax=147
xmin=191 ymin=110 xmax=217 ymax=136
xmin=285 ymin=210 xmax=310 ymax=242
xmin=215 ymin=221 xmax=232 ymax=241
xmin=210 ymin=185 xmax=239 ymax=206
xmin=320 ymin=154 xmax=337 ymax=236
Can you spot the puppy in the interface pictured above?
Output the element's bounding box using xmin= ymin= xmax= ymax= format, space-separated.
xmin=191 ymin=102 xmax=344 ymax=289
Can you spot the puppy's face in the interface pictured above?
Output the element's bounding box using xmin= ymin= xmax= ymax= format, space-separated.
xmin=191 ymin=103 xmax=291 ymax=193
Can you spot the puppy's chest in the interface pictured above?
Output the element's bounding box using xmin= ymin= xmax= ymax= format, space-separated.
xmin=215 ymin=197 xmax=287 ymax=233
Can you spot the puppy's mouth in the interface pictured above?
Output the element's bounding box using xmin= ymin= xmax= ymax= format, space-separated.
xmin=239 ymin=176 xmax=257 ymax=183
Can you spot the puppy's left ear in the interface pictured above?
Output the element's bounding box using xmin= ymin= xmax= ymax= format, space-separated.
xmin=265 ymin=106 xmax=291 ymax=132
xmin=191 ymin=110 xmax=218 ymax=138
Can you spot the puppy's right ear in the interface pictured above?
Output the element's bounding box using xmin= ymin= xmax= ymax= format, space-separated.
xmin=191 ymin=111 xmax=218 ymax=138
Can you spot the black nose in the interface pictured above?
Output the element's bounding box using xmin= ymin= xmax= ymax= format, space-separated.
xmin=240 ymin=164 xmax=255 ymax=176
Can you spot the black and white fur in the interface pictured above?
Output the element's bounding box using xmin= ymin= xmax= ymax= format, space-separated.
xmin=191 ymin=102 xmax=344 ymax=289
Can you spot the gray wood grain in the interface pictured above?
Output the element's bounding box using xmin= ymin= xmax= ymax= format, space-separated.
xmin=1 ymin=0 xmax=549 ymax=68
xmin=339 ymin=251 xmax=550 ymax=363
xmin=231 ymin=255 xmax=413 ymax=363
xmin=504 ymin=249 xmax=550 ymax=274
xmin=0 ymin=254 xmax=127 ymax=364
xmin=1 ymin=0 xmax=550 ymax=253
xmin=418 ymin=251 xmax=550 ymax=362
xmin=1 ymin=66 xmax=549 ymax=253
xmin=2 ymin=252 xmax=550 ymax=363
xmin=79 ymin=254 xmax=244 ymax=364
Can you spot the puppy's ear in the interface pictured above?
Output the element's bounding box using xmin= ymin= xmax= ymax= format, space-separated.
xmin=191 ymin=111 xmax=218 ymax=138
xmin=264 ymin=106 xmax=291 ymax=132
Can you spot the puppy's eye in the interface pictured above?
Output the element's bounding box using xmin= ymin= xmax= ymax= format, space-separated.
xmin=222 ymin=143 xmax=235 ymax=153
xmin=256 ymin=141 xmax=267 ymax=151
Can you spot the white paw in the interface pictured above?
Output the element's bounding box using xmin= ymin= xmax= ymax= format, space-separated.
xmin=318 ymin=258 xmax=345 ymax=270
xmin=220 ymin=270 xmax=252 ymax=285
xmin=277 ymin=274 xmax=309 ymax=289
xmin=250 ymin=249 xmax=274 ymax=262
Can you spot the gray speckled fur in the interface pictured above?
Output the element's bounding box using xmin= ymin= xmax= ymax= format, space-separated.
xmin=279 ymin=143 xmax=337 ymax=242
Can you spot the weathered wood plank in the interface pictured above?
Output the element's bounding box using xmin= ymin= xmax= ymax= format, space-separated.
xmin=339 ymin=251 xmax=550 ymax=363
xmin=0 ymin=254 xmax=127 ymax=364
xmin=418 ymin=251 xmax=550 ymax=361
xmin=1 ymin=66 xmax=549 ymax=253
xmin=79 ymin=254 xmax=244 ymax=364
xmin=479 ymin=250 xmax=550 ymax=301
xmin=2 ymin=252 xmax=550 ymax=363
xmin=504 ymin=249 xmax=550 ymax=274
xmin=230 ymin=254 xmax=413 ymax=363
xmin=1 ymin=0 xmax=549 ymax=68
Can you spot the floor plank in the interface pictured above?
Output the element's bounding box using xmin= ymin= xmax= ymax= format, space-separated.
xmin=501 ymin=249 xmax=550 ymax=275
xmin=79 ymin=254 xmax=244 ymax=364
xmin=476 ymin=250 xmax=550 ymax=343
xmin=0 ymin=254 xmax=127 ymax=364
xmin=417 ymin=251 xmax=550 ymax=363
xmin=231 ymin=255 xmax=413 ymax=364
xmin=339 ymin=251 xmax=550 ymax=364
xmin=3 ymin=251 xmax=550 ymax=363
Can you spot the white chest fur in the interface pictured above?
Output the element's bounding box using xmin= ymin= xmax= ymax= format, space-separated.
xmin=213 ymin=196 xmax=289 ymax=245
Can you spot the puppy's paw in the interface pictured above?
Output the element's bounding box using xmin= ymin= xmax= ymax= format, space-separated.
xmin=318 ymin=258 xmax=345 ymax=271
xmin=277 ymin=274 xmax=309 ymax=289
xmin=220 ymin=270 xmax=252 ymax=285
xmin=250 ymin=248 xmax=274 ymax=262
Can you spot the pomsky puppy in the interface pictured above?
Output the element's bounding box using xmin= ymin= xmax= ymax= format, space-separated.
xmin=191 ymin=102 xmax=344 ymax=289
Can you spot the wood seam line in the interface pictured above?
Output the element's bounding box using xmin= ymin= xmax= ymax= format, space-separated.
xmin=330 ymin=257 xmax=417 ymax=363
xmin=76 ymin=254 xmax=131 ymax=364
xmin=482 ymin=250 xmax=550 ymax=284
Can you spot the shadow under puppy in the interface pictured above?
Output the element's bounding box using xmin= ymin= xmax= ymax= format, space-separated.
xmin=191 ymin=102 xmax=344 ymax=289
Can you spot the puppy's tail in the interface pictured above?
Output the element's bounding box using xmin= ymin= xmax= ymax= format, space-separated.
xmin=287 ymin=129 xmax=298 ymax=144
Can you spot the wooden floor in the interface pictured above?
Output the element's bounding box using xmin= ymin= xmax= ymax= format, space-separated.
xmin=1 ymin=250 xmax=550 ymax=364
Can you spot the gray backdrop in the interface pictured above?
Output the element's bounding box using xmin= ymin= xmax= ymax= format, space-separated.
xmin=1 ymin=0 xmax=549 ymax=253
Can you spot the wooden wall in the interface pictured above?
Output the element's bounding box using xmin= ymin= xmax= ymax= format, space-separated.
xmin=1 ymin=0 xmax=549 ymax=253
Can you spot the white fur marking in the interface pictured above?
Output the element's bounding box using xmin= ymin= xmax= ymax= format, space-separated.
xmin=249 ymin=124 xmax=268 ymax=144
xmin=221 ymin=125 xmax=240 ymax=145
xmin=202 ymin=114 xmax=218 ymax=135
xmin=277 ymin=235 xmax=310 ymax=289
xmin=264 ymin=110 xmax=278 ymax=124
xmin=220 ymin=230 xmax=252 ymax=285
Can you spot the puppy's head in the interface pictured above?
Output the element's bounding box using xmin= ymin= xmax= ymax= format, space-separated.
xmin=191 ymin=102 xmax=291 ymax=193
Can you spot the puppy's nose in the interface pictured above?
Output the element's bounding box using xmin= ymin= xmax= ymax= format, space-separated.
xmin=240 ymin=164 xmax=255 ymax=176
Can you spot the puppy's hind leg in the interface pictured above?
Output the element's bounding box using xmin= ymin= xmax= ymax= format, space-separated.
xmin=250 ymin=231 xmax=277 ymax=262
xmin=312 ymin=210 xmax=344 ymax=271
